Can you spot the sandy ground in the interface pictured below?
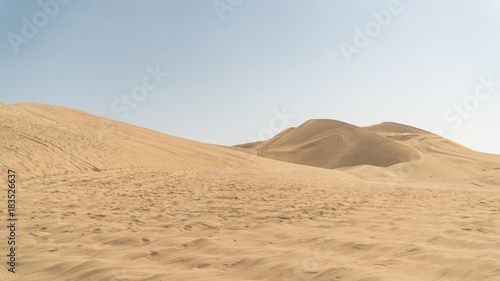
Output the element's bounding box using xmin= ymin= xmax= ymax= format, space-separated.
xmin=1 ymin=103 xmax=500 ymax=280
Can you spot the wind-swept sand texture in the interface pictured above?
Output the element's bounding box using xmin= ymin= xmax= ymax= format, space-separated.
xmin=1 ymin=103 xmax=500 ymax=281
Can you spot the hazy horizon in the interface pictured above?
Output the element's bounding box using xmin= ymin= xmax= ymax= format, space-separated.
xmin=2 ymin=0 xmax=500 ymax=154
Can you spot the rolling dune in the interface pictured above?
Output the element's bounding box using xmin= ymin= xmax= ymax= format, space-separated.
xmin=234 ymin=119 xmax=419 ymax=169
xmin=1 ymin=103 xmax=500 ymax=281
xmin=0 ymin=103 xmax=350 ymax=178
xmin=236 ymin=119 xmax=500 ymax=181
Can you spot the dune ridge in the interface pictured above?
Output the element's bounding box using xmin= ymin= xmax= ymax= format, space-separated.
xmin=235 ymin=119 xmax=420 ymax=170
xmin=0 ymin=103 xmax=351 ymax=179
xmin=235 ymin=119 xmax=500 ymax=181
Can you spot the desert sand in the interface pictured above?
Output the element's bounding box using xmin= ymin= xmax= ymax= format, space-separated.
xmin=1 ymin=103 xmax=500 ymax=281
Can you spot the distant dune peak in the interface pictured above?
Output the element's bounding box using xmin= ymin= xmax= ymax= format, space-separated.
xmin=234 ymin=119 xmax=500 ymax=174
xmin=235 ymin=119 xmax=419 ymax=169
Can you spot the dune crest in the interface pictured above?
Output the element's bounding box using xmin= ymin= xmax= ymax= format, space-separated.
xmin=235 ymin=119 xmax=500 ymax=180
xmin=0 ymin=103 xmax=351 ymax=179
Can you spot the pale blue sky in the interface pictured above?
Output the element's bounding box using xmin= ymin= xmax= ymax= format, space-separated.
xmin=1 ymin=0 xmax=500 ymax=154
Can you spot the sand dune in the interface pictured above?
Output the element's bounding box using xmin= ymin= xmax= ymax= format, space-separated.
xmin=236 ymin=119 xmax=500 ymax=181
xmin=0 ymin=103 xmax=351 ymax=179
xmin=1 ymin=103 xmax=500 ymax=281
xmin=234 ymin=119 xmax=420 ymax=169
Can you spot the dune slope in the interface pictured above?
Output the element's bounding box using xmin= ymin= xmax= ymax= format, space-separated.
xmin=235 ymin=119 xmax=500 ymax=180
xmin=235 ymin=119 xmax=419 ymax=169
xmin=0 ymin=103 xmax=352 ymax=179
